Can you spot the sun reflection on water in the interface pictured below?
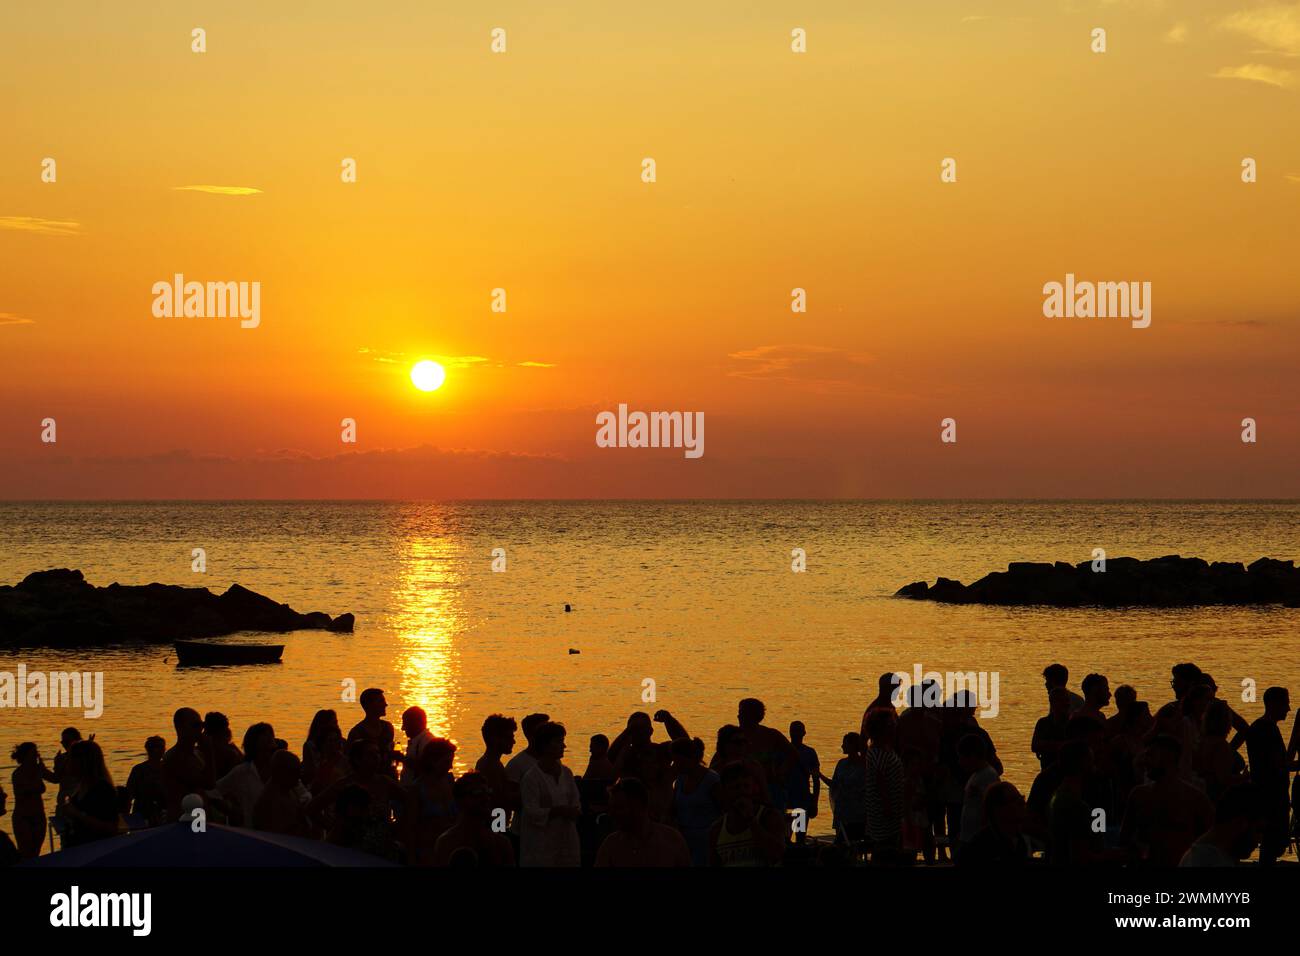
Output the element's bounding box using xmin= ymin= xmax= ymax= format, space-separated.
xmin=388 ymin=525 xmax=468 ymax=764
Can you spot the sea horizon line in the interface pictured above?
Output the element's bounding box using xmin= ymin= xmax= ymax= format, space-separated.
xmin=5 ymin=498 xmax=1300 ymax=506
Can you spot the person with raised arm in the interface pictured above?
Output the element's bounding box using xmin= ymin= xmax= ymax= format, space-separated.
xmin=10 ymin=742 xmax=57 ymax=858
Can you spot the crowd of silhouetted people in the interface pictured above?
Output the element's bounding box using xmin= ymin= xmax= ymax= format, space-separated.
xmin=3 ymin=661 xmax=1299 ymax=867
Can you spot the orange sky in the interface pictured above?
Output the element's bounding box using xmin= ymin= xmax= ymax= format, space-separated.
xmin=2 ymin=0 xmax=1299 ymax=497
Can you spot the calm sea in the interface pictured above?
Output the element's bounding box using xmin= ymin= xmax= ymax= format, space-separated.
xmin=3 ymin=500 xmax=1299 ymax=844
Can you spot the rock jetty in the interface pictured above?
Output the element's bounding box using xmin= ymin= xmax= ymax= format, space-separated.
xmin=0 ymin=569 xmax=355 ymax=646
xmin=895 ymin=556 xmax=1300 ymax=607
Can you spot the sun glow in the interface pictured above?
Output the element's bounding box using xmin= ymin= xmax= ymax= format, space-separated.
xmin=410 ymin=360 xmax=446 ymax=392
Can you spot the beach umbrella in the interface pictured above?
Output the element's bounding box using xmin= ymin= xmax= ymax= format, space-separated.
xmin=22 ymin=823 xmax=397 ymax=868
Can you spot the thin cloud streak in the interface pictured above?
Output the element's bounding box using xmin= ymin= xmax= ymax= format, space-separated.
xmin=0 ymin=216 xmax=82 ymax=236
xmin=1221 ymin=4 xmax=1300 ymax=56
xmin=172 ymin=185 xmax=263 ymax=196
xmin=360 ymin=348 xmax=555 ymax=370
xmin=1211 ymin=63 xmax=1296 ymax=87
xmin=727 ymin=344 xmax=875 ymax=392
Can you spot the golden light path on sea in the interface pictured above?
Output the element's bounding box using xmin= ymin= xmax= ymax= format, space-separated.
xmin=389 ymin=528 xmax=467 ymax=764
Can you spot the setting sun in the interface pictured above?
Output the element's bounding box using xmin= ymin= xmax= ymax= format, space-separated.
xmin=410 ymin=360 xmax=446 ymax=393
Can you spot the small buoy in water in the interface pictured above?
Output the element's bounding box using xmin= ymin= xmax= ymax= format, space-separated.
xmin=564 ymin=603 xmax=571 ymax=613
xmin=569 ymin=648 xmax=580 ymax=655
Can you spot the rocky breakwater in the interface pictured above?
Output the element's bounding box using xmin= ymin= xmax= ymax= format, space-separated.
xmin=895 ymin=556 xmax=1300 ymax=608
xmin=0 ymin=569 xmax=355 ymax=646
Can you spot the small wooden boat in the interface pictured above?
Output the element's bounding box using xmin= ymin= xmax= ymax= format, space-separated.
xmin=173 ymin=640 xmax=284 ymax=666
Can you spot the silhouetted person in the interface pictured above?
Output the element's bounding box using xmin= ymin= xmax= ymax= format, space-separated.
xmin=1195 ymin=699 xmax=1246 ymax=801
xmin=252 ymin=750 xmax=310 ymax=837
xmin=52 ymin=726 xmax=84 ymax=806
xmin=947 ymin=692 xmax=1002 ymax=776
xmin=1246 ymin=685 xmax=1296 ymax=865
xmin=583 ymin=733 xmax=616 ymax=788
xmin=1075 ymin=713 xmax=1121 ymax=828
xmin=400 ymin=705 xmax=434 ymax=783
xmin=828 ymin=732 xmax=866 ymax=846
xmin=708 ymin=762 xmax=786 ymax=867
xmin=474 ymin=713 xmax=518 ymax=819
xmin=347 ymin=688 xmax=396 ymax=776
xmin=1287 ymin=706 xmax=1300 ymax=843
xmin=860 ymin=671 xmax=901 ymax=738
xmin=518 ymin=721 xmax=581 ymax=867
xmin=863 ymin=708 xmax=905 ymax=863
xmin=124 ymin=735 xmax=167 ymax=827
xmin=897 ymin=681 xmax=943 ymax=764
xmin=1120 ymin=734 xmax=1213 ymax=866
xmin=1078 ymin=673 xmax=1111 ymax=726
xmin=10 ymin=741 xmax=56 ymax=858
xmin=504 ymin=712 xmax=549 ymax=849
xmin=669 ymin=736 xmax=720 ymax=866
xmin=1032 ymin=686 xmax=1072 ymax=770
xmin=1181 ymin=684 xmax=1215 ymax=769
xmin=162 ymin=707 xmax=215 ymax=823
xmin=1026 ymin=716 xmax=1108 ymax=847
xmin=577 ymin=733 xmax=616 ymax=864
xmin=596 ymin=776 xmax=690 ymax=867
xmin=433 ymin=772 xmax=515 ymax=867
xmin=959 ymin=781 xmax=1028 ymax=867
xmin=938 ymin=690 xmax=1002 ymax=854
xmin=0 ymin=784 xmax=20 ymax=866
xmin=786 ymin=721 xmax=820 ymax=843
xmin=736 ymin=698 xmax=797 ymax=810
xmin=309 ymin=739 xmax=414 ymax=863
xmin=624 ymin=738 xmax=675 ymax=823
xmin=958 ymin=733 xmax=1000 ymax=848
xmin=709 ymin=724 xmax=745 ymax=770
xmin=1169 ymin=662 xmax=1203 ymax=709
xmin=896 ymin=681 xmax=943 ymax=857
xmin=1042 ymin=664 xmax=1084 ymax=713
xmin=1108 ymin=685 xmax=1156 ymax=755
xmin=301 ymin=709 xmax=341 ymax=786
xmin=215 ymin=721 xmax=282 ymax=825
xmin=608 ymin=711 xmax=657 ymax=779
xmin=1151 ymin=663 xmax=1204 ymax=758
xmin=411 ymin=737 xmax=458 ymax=865
xmin=57 ymin=740 xmax=119 ymax=847
xmin=203 ymin=712 xmax=243 ymax=779
xmin=1047 ymin=740 xmax=1107 ymax=865
xmin=1106 ymin=685 xmax=1137 ymax=737
xmin=1197 ymin=673 xmax=1250 ymax=745
xmin=308 ymin=728 xmax=347 ymax=795
xmin=901 ymin=747 xmax=935 ymax=863
xmin=1181 ymin=783 xmax=1265 ymax=867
